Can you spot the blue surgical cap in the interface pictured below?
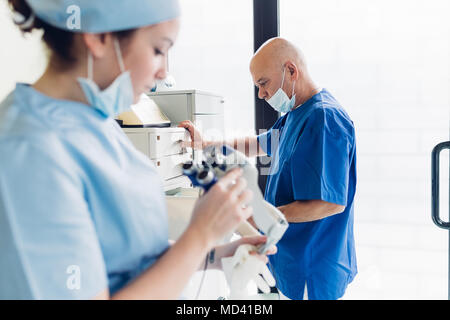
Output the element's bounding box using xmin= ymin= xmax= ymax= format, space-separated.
xmin=25 ymin=0 xmax=180 ymax=33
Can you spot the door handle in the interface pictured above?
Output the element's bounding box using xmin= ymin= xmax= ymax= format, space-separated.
xmin=431 ymin=141 xmax=450 ymax=230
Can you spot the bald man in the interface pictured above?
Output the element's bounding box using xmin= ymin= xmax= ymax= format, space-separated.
xmin=179 ymin=37 xmax=357 ymax=300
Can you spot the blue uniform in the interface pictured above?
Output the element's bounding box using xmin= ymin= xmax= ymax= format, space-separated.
xmin=0 ymin=84 xmax=169 ymax=299
xmin=257 ymin=89 xmax=357 ymax=300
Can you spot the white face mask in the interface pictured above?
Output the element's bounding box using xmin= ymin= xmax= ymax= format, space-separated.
xmin=77 ymin=38 xmax=134 ymax=118
xmin=266 ymin=67 xmax=296 ymax=113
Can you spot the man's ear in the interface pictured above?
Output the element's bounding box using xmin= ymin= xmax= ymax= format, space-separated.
xmin=82 ymin=33 xmax=112 ymax=58
xmin=286 ymin=62 xmax=299 ymax=80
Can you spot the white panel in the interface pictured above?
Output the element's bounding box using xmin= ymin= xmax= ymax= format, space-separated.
xmin=148 ymin=130 xmax=189 ymax=159
xmin=125 ymin=132 xmax=150 ymax=158
xmin=152 ymin=153 xmax=192 ymax=181
xmin=193 ymin=93 xmax=224 ymax=114
xmin=148 ymin=94 xmax=190 ymax=123
xmin=194 ymin=114 xmax=225 ymax=141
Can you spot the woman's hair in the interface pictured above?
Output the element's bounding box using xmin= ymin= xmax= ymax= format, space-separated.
xmin=8 ymin=0 xmax=135 ymax=68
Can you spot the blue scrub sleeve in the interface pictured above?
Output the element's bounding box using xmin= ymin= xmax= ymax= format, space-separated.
xmin=257 ymin=130 xmax=272 ymax=156
xmin=257 ymin=115 xmax=286 ymax=157
xmin=0 ymin=138 xmax=108 ymax=299
xmin=290 ymin=109 xmax=353 ymax=206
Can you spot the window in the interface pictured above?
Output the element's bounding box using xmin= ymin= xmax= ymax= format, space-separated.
xmin=169 ymin=0 xmax=255 ymax=140
xmin=281 ymin=0 xmax=450 ymax=299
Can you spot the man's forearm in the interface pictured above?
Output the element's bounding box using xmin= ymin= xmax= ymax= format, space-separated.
xmin=278 ymin=200 xmax=345 ymax=223
xmin=205 ymin=136 xmax=265 ymax=157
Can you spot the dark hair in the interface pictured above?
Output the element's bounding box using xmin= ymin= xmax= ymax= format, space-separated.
xmin=8 ymin=0 xmax=136 ymax=68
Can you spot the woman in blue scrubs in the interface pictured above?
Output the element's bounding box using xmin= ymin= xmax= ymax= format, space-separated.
xmin=0 ymin=0 xmax=271 ymax=299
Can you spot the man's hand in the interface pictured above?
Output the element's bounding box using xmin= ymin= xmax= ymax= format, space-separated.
xmin=247 ymin=216 xmax=258 ymax=230
xmin=178 ymin=120 xmax=205 ymax=149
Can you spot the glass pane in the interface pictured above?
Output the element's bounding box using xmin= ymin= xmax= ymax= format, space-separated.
xmin=281 ymin=0 xmax=450 ymax=299
xmin=169 ymin=0 xmax=255 ymax=141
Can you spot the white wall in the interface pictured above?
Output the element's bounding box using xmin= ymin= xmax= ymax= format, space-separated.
xmin=281 ymin=0 xmax=450 ymax=299
xmin=0 ymin=1 xmax=46 ymax=101
xmin=0 ymin=0 xmax=255 ymax=138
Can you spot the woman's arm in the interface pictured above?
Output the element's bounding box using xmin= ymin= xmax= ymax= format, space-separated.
xmin=94 ymin=168 xmax=254 ymax=300
xmin=92 ymin=229 xmax=207 ymax=300
xmin=93 ymin=232 xmax=210 ymax=300
xmin=206 ymin=236 xmax=277 ymax=270
xmin=111 ymin=225 xmax=209 ymax=300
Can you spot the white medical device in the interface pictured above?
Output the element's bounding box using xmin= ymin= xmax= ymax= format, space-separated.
xmin=183 ymin=144 xmax=289 ymax=253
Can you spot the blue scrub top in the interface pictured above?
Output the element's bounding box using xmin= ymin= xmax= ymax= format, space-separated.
xmin=257 ymin=89 xmax=357 ymax=300
xmin=0 ymin=84 xmax=169 ymax=299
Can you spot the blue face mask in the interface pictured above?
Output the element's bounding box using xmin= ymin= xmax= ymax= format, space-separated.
xmin=266 ymin=67 xmax=296 ymax=113
xmin=77 ymin=38 xmax=134 ymax=118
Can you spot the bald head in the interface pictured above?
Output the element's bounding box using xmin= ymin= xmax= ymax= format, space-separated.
xmin=250 ymin=37 xmax=317 ymax=105
xmin=250 ymin=37 xmax=307 ymax=75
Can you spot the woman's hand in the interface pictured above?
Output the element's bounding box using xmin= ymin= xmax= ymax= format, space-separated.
xmin=212 ymin=235 xmax=277 ymax=269
xmin=188 ymin=168 xmax=254 ymax=250
xmin=178 ymin=120 xmax=205 ymax=149
xmin=215 ymin=236 xmax=278 ymax=297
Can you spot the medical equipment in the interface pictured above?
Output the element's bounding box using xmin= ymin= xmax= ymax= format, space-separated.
xmin=119 ymin=94 xmax=194 ymax=191
xmin=221 ymin=244 xmax=276 ymax=299
xmin=148 ymin=90 xmax=225 ymax=144
xmin=182 ymin=144 xmax=289 ymax=254
xmin=122 ymin=90 xmax=225 ymax=194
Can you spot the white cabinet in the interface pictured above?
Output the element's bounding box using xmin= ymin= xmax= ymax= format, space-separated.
xmin=122 ymin=127 xmax=193 ymax=191
xmin=147 ymin=90 xmax=225 ymax=136
xmin=124 ymin=127 xmax=189 ymax=159
xmin=152 ymin=153 xmax=191 ymax=181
